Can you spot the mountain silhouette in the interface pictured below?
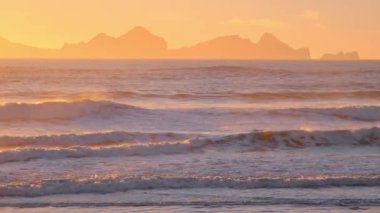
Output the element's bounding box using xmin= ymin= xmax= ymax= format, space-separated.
xmin=0 ymin=36 xmax=56 ymax=58
xmin=61 ymin=26 xmax=167 ymax=58
xmin=1 ymin=26 xmax=319 ymax=59
xmin=171 ymin=33 xmax=309 ymax=59
xmin=253 ymin=33 xmax=310 ymax=59
xmin=321 ymin=51 xmax=360 ymax=60
xmin=171 ymin=35 xmax=255 ymax=59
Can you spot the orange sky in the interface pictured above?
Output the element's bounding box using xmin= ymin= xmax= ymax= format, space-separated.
xmin=0 ymin=0 xmax=379 ymax=59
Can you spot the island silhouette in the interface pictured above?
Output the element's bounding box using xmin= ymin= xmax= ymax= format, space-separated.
xmin=321 ymin=51 xmax=360 ymax=60
xmin=0 ymin=26 xmax=359 ymax=60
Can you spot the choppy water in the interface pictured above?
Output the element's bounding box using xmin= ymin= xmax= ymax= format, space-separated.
xmin=0 ymin=60 xmax=379 ymax=212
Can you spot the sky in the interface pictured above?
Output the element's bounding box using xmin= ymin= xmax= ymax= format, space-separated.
xmin=0 ymin=0 xmax=379 ymax=58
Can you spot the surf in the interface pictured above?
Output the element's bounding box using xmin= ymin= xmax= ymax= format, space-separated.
xmin=1 ymin=100 xmax=380 ymax=123
xmin=1 ymin=175 xmax=379 ymax=197
xmin=0 ymin=127 xmax=378 ymax=163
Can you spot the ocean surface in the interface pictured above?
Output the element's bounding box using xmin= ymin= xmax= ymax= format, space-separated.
xmin=0 ymin=60 xmax=379 ymax=212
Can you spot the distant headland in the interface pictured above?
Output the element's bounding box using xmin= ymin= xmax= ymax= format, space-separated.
xmin=0 ymin=26 xmax=359 ymax=60
xmin=321 ymin=51 xmax=360 ymax=60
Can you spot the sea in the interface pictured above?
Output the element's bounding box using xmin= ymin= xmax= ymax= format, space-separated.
xmin=0 ymin=60 xmax=379 ymax=212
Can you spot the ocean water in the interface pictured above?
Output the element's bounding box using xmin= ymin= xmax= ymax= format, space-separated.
xmin=0 ymin=60 xmax=379 ymax=212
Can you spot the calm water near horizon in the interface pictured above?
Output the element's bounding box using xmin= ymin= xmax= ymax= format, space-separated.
xmin=0 ymin=60 xmax=379 ymax=212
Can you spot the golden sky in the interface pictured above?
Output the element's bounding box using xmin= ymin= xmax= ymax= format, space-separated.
xmin=1 ymin=0 xmax=379 ymax=58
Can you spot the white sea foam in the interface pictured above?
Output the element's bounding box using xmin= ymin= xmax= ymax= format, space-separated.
xmin=0 ymin=127 xmax=378 ymax=163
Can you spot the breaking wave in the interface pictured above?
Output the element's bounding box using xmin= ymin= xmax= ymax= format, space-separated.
xmin=0 ymin=100 xmax=140 ymax=121
xmin=2 ymin=90 xmax=380 ymax=101
xmin=272 ymin=105 xmax=380 ymax=122
xmin=236 ymin=90 xmax=380 ymax=101
xmin=0 ymin=132 xmax=193 ymax=149
xmin=1 ymin=100 xmax=380 ymax=122
xmin=0 ymin=127 xmax=378 ymax=163
xmin=1 ymin=199 xmax=379 ymax=208
xmin=1 ymin=175 xmax=379 ymax=197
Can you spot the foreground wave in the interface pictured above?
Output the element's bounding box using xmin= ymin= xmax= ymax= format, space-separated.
xmin=2 ymin=199 xmax=380 ymax=209
xmin=0 ymin=127 xmax=378 ymax=163
xmin=3 ymin=90 xmax=380 ymax=101
xmin=0 ymin=132 xmax=192 ymax=149
xmin=1 ymin=100 xmax=380 ymax=122
xmin=1 ymin=176 xmax=379 ymax=197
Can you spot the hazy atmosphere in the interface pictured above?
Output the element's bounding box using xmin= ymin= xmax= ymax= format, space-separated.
xmin=0 ymin=0 xmax=379 ymax=58
xmin=0 ymin=1 xmax=379 ymax=212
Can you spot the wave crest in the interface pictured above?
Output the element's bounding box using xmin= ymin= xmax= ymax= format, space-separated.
xmin=0 ymin=127 xmax=378 ymax=163
xmin=4 ymin=90 xmax=380 ymax=101
xmin=0 ymin=132 xmax=192 ymax=149
xmin=1 ymin=175 xmax=379 ymax=197
xmin=1 ymin=100 xmax=380 ymax=123
xmin=0 ymin=100 xmax=139 ymax=121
